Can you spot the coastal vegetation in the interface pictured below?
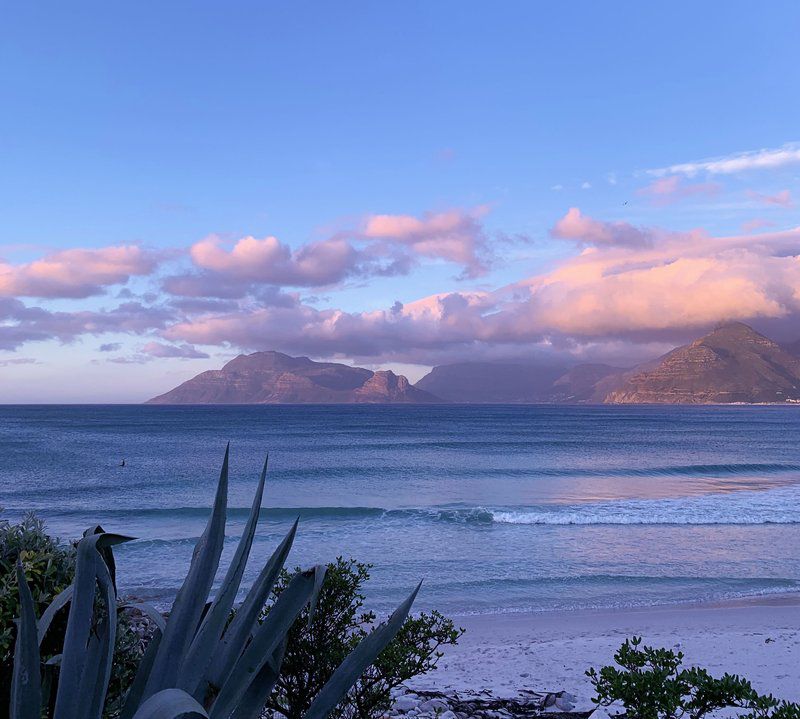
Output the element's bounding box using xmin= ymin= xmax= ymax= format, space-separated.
xmin=4 ymin=448 xmax=430 ymax=719
xmin=588 ymin=636 xmax=800 ymax=719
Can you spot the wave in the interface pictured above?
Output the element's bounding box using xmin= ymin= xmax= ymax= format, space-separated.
xmin=30 ymin=484 xmax=800 ymax=528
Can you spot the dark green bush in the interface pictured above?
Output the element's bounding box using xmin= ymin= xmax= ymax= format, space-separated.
xmin=0 ymin=514 xmax=146 ymax=719
xmin=587 ymin=636 xmax=800 ymax=719
xmin=262 ymin=557 xmax=463 ymax=719
xmin=0 ymin=514 xmax=75 ymax=714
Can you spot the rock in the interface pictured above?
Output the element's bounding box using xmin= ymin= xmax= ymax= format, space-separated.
xmin=419 ymin=699 xmax=450 ymax=713
xmin=438 ymin=712 xmax=456 ymax=719
xmin=392 ymin=694 xmax=420 ymax=712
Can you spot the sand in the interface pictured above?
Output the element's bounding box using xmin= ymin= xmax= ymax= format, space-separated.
xmin=410 ymin=595 xmax=800 ymax=709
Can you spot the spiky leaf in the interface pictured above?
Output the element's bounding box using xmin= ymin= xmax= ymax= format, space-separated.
xmin=143 ymin=445 xmax=230 ymax=700
xmin=11 ymin=563 xmax=42 ymax=719
xmin=303 ymin=582 xmax=422 ymax=719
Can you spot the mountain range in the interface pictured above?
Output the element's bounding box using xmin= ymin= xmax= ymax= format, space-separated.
xmin=146 ymin=322 xmax=800 ymax=405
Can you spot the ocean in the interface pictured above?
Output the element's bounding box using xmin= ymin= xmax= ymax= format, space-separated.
xmin=1 ymin=404 xmax=799 ymax=616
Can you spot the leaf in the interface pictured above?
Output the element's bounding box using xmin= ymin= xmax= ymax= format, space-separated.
xmin=143 ymin=445 xmax=230 ymax=700
xmin=53 ymin=531 xmax=133 ymax=719
xmin=120 ymin=630 xmax=163 ymax=719
xmin=210 ymin=567 xmax=321 ymax=719
xmin=77 ymin=557 xmax=118 ymax=719
xmin=303 ymin=582 xmax=422 ymax=719
xmin=307 ymin=563 xmax=327 ymax=628
xmin=131 ymin=689 xmax=209 ymax=719
xmin=38 ymin=585 xmax=73 ymax=646
xmin=11 ymin=563 xmax=42 ymax=719
xmin=205 ymin=519 xmax=297 ymax=692
xmin=228 ymin=640 xmax=286 ymax=719
xmin=178 ymin=455 xmax=269 ymax=695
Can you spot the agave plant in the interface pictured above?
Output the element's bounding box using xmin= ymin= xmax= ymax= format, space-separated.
xmin=10 ymin=445 xmax=419 ymax=719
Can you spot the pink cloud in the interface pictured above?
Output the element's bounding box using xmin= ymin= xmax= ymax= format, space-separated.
xmin=550 ymin=208 xmax=653 ymax=248
xmin=0 ymin=246 xmax=157 ymax=298
xmin=746 ymin=189 xmax=794 ymax=208
xmin=362 ymin=207 xmax=491 ymax=278
xmin=190 ymin=235 xmax=362 ymax=287
xmin=161 ymin=213 xmax=800 ymax=363
xmin=636 ymin=176 xmax=721 ymax=206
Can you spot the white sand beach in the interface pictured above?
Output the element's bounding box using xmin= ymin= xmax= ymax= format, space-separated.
xmin=411 ymin=595 xmax=800 ymax=709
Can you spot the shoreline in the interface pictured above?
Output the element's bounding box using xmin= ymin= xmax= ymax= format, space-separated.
xmin=409 ymin=593 xmax=800 ymax=707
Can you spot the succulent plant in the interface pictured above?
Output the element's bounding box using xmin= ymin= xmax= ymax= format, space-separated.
xmin=10 ymin=445 xmax=419 ymax=719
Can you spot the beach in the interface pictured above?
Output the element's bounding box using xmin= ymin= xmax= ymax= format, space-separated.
xmin=408 ymin=595 xmax=800 ymax=708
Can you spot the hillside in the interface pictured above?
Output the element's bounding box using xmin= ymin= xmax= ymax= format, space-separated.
xmin=146 ymin=351 xmax=442 ymax=404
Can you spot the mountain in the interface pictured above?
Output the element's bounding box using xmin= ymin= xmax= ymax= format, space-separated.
xmin=414 ymin=361 xmax=568 ymax=403
xmin=603 ymin=322 xmax=800 ymax=404
xmin=146 ymin=351 xmax=442 ymax=404
xmin=549 ymin=363 xmax=625 ymax=403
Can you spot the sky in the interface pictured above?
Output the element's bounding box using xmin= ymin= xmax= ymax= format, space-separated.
xmin=1 ymin=1 xmax=800 ymax=402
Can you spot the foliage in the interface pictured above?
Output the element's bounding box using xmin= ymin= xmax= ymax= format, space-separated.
xmin=1 ymin=514 xmax=75 ymax=715
xmin=263 ymin=557 xmax=462 ymax=719
xmin=587 ymin=636 xmax=800 ymax=719
xmin=0 ymin=514 xmax=149 ymax=719
xmin=9 ymin=447 xmax=422 ymax=719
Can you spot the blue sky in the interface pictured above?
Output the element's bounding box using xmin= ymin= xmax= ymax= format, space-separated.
xmin=1 ymin=2 xmax=800 ymax=401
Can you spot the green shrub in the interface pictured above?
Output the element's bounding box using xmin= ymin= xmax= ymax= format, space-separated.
xmin=0 ymin=515 xmax=150 ymax=719
xmin=1 ymin=514 xmax=75 ymax=715
xmin=10 ymin=448 xmax=422 ymax=719
xmin=263 ymin=558 xmax=462 ymax=719
xmin=587 ymin=636 xmax=800 ymax=719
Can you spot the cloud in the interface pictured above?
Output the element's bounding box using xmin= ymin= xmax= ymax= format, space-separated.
xmin=741 ymin=218 xmax=775 ymax=233
xmin=746 ymin=189 xmax=794 ymax=208
xmin=550 ymin=208 xmax=654 ymax=248
xmin=0 ymin=299 xmax=171 ymax=351
xmin=98 ymin=342 xmax=123 ymax=352
xmin=0 ymin=246 xmax=157 ymax=298
xmin=160 ymin=212 xmax=800 ymax=364
xmin=140 ymin=342 xmax=209 ymax=359
xmin=361 ymin=207 xmax=491 ymax=278
xmin=0 ymin=357 xmax=38 ymax=367
xmin=649 ymin=142 xmax=800 ymax=177
xmin=164 ymin=207 xmax=494 ymax=298
xmin=637 ymin=176 xmax=721 ymax=206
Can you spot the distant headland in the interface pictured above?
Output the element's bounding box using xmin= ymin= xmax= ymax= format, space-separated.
xmin=147 ymin=322 xmax=800 ymax=405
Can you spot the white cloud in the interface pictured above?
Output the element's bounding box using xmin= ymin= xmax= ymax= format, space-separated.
xmin=649 ymin=142 xmax=800 ymax=177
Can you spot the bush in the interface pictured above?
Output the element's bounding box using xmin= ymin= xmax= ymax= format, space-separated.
xmin=0 ymin=514 xmax=75 ymax=714
xmin=587 ymin=636 xmax=800 ymax=719
xmin=0 ymin=514 xmax=146 ymax=719
xmin=263 ymin=557 xmax=463 ymax=719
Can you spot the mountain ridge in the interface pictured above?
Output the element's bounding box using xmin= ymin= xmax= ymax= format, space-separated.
xmin=146 ymin=323 xmax=800 ymax=405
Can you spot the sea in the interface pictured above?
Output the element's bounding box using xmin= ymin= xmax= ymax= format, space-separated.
xmin=1 ymin=404 xmax=799 ymax=616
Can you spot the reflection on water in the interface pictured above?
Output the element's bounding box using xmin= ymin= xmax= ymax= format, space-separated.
xmin=1 ymin=404 xmax=799 ymax=613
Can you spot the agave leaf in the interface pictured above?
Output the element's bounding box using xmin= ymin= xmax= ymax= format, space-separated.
xmin=205 ymin=519 xmax=297 ymax=692
xmin=131 ymin=688 xmax=208 ymax=719
xmin=210 ymin=567 xmax=321 ymax=719
xmin=77 ymin=557 xmax=118 ymax=719
xmin=303 ymin=582 xmax=422 ymax=719
xmin=38 ymin=584 xmax=73 ymax=646
xmin=11 ymin=563 xmax=42 ymax=719
xmin=178 ymin=455 xmax=269 ymax=694
xmin=120 ymin=629 xmax=163 ymax=719
xmin=143 ymin=445 xmax=230 ymax=700
xmin=228 ymin=640 xmax=286 ymax=719
xmin=83 ymin=524 xmax=119 ymax=592
xmin=307 ymin=563 xmax=327 ymax=627
xmin=53 ymin=531 xmax=133 ymax=719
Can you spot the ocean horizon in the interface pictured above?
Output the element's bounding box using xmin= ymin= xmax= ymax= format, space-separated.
xmin=2 ymin=403 xmax=800 ymax=616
